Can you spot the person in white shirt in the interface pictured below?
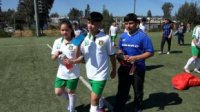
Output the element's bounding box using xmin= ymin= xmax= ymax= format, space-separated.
xmin=184 ymin=22 xmax=200 ymax=73
xmin=74 ymin=11 xmax=117 ymax=112
xmin=72 ymin=22 xmax=82 ymax=37
xmin=109 ymin=21 xmax=118 ymax=46
xmin=139 ymin=17 xmax=147 ymax=33
xmin=51 ymin=20 xmax=80 ymax=112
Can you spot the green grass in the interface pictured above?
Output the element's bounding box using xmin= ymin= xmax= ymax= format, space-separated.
xmin=0 ymin=33 xmax=200 ymax=112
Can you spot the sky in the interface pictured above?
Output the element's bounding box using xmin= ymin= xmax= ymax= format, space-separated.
xmin=1 ymin=0 xmax=200 ymax=16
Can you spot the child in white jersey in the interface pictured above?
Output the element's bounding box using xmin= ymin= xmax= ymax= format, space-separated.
xmin=51 ymin=20 xmax=80 ymax=112
xmin=184 ymin=22 xmax=200 ymax=73
xmin=73 ymin=11 xmax=117 ymax=112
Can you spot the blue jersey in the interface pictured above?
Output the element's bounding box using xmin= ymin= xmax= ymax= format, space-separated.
xmin=163 ymin=23 xmax=172 ymax=37
xmin=118 ymin=30 xmax=154 ymax=70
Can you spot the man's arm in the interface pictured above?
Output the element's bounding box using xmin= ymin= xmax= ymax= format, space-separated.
xmin=110 ymin=54 xmax=116 ymax=79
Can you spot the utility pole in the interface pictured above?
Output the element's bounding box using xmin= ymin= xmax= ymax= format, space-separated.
xmin=34 ymin=0 xmax=40 ymax=37
xmin=134 ymin=0 xmax=136 ymax=14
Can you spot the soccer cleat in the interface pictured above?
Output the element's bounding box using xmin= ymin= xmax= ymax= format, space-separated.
xmin=194 ymin=69 xmax=200 ymax=73
xmin=184 ymin=68 xmax=190 ymax=73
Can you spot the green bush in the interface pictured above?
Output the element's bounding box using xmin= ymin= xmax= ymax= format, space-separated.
xmin=0 ymin=29 xmax=12 ymax=37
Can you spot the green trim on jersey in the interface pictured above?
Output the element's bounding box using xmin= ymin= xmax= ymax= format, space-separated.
xmin=55 ymin=77 xmax=79 ymax=90
xmin=89 ymin=79 xmax=107 ymax=95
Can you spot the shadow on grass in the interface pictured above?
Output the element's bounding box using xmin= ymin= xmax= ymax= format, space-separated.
xmin=142 ymin=92 xmax=182 ymax=110
xmin=76 ymin=92 xmax=182 ymax=112
xmin=103 ymin=92 xmax=182 ymax=112
xmin=146 ymin=64 xmax=164 ymax=71
xmin=181 ymin=43 xmax=191 ymax=46
xmin=170 ymin=50 xmax=183 ymax=54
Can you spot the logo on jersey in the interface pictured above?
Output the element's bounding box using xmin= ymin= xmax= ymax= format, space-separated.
xmin=68 ymin=45 xmax=73 ymax=50
xmin=85 ymin=41 xmax=89 ymax=46
xmin=98 ymin=40 xmax=104 ymax=46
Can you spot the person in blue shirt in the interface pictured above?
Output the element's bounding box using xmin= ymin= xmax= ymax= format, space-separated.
xmin=159 ymin=18 xmax=173 ymax=54
xmin=114 ymin=13 xmax=154 ymax=112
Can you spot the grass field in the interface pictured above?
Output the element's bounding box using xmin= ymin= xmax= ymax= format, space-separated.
xmin=0 ymin=32 xmax=200 ymax=112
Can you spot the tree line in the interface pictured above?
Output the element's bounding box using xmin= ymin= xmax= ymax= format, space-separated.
xmin=0 ymin=1 xmax=200 ymax=33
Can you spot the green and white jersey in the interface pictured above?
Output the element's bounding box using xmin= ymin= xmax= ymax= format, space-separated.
xmin=52 ymin=37 xmax=80 ymax=80
xmin=191 ymin=25 xmax=200 ymax=46
xmin=109 ymin=25 xmax=118 ymax=36
xmin=81 ymin=31 xmax=115 ymax=81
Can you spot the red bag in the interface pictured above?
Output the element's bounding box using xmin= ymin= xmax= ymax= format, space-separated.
xmin=171 ymin=72 xmax=199 ymax=90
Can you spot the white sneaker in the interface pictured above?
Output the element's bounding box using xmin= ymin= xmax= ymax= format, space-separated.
xmin=158 ymin=51 xmax=163 ymax=54
xmin=194 ymin=69 xmax=200 ymax=73
xmin=167 ymin=52 xmax=170 ymax=55
xmin=184 ymin=68 xmax=190 ymax=73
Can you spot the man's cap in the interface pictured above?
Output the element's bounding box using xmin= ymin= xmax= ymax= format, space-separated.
xmin=87 ymin=12 xmax=103 ymax=22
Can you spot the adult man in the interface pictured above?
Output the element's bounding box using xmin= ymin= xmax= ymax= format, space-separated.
xmin=159 ymin=18 xmax=173 ymax=54
xmin=114 ymin=13 xmax=154 ymax=112
xmin=80 ymin=12 xmax=116 ymax=112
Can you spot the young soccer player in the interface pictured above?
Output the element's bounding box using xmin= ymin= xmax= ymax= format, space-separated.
xmin=109 ymin=21 xmax=118 ymax=46
xmin=80 ymin=11 xmax=116 ymax=112
xmin=51 ymin=20 xmax=80 ymax=112
xmin=139 ymin=17 xmax=147 ymax=33
xmin=184 ymin=21 xmax=200 ymax=73
xmin=114 ymin=13 xmax=154 ymax=112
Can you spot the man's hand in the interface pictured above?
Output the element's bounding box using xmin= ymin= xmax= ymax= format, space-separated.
xmin=110 ymin=69 xmax=116 ymax=79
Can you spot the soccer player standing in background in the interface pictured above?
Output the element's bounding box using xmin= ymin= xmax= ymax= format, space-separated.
xmin=114 ymin=13 xmax=154 ymax=112
xmin=109 ymin=21 xmax=118 ymax=46
xmin=159 ymin=18 xmax=173 ymax=55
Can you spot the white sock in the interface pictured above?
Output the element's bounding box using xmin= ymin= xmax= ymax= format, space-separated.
xmin=184 ymin=57 xmax=195 ymax=69
xmin=90 ymin=104 xmax=98 ymax=112
xmin=62 ymin=91 xmax=69 ymax=100
xmin=68 ymin=93 xmax=76 ymax=112
xmin=98 ymin=97 xmax=104 ymax=109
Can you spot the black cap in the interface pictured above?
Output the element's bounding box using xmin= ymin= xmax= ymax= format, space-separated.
xmin=87 ymin=12 xmax=103 ymax=22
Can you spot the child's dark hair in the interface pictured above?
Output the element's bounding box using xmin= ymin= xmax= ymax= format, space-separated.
xmin=124 ymin=13 xmax=138 ymax=22
xmin=59 ymin=20 xmax=75 ymax=38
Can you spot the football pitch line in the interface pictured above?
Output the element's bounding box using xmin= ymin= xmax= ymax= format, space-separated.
xmin=46 ymin=44 xmax=114 ymax=112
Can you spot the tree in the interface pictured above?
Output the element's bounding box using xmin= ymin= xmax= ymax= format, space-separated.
xmin=50 ymin=12 xmax=59 ymax=17
xmin=147 ymin=10 xmax=152 ymax=18
xmin=16 ymin=0 xmax=54 ymax=29
xmin=102 ymin=5 xmax=113 ymax=34
xmin=68 ymin=8 xmax=83 ymax=21
xmin=176 ymin=2 xmax=199 ymax=25
xmin=162 ymin=2 xmax=174 ymax=19
xmin=84 ymin=4 xmax=90 ymax=18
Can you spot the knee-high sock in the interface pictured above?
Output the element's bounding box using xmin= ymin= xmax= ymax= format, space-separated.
xmin=68 ymin=93 xmax=76 ymax=112
xmin=90 ymin=104 xmax=98 ymax=112
xmin=184 ymin=57 xmax=195 ymax=69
